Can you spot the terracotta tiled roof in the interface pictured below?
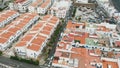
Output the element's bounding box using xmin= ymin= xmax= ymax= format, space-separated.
xmin=14 ymin=15 xmax=59 ymax=53
xmin=0 ymin=10 xmax=17 ymax=23
xmin=51 ymin=16 xmax=59 ymax=21
xmin=16 ymin=41 xmax=27 ymax=47
xmin=16 ymin=23 xmax=25 ymax=28
xmin=0 ymin=13 xmax=38 ymax=46
xmin=8 ymin=27 xmax=21 ymax=33
xmin=15 ymin=0 xmax=26 ymax=3
xmin=43 ymin=14 xmax=51 ymax=19
xmin=27 ymin=44 xmax=41 ymax=51
xmin=37 ymin=35 xmax=47 ymax=40
xmin=102 ymin=61 xmax=119 ymax=68
xmin=0 ymin=37 xmax=8 ymax=43
xmin=95 ymin=49 xmax=101 ymax=55
xmin=43 ymin=25 xmax=53 ymax=31
xmin=57 ymin=41 xmax=70 ymax=50
xmin=40 ymin=0 xmax=51 ymax=8
xmin=21 ymin=35 xmax=33 ymax=42
xmin=66 ymin=21 xmax=73 ymax=29
xmin=115 ymin=41 xmax=120 ymax=46
xmin=40 ymin=30 xmax=51 ymax=35
xmin=31 ymin=0 xmax=42 ymax=7
xmin=107 ymin=51 xmax=115 ymax=58
xmin=49 ymin=20 xmax=57 ymax=25
xmin=1 ymin=31 xmax=14 ymax=39
xmin=66 ymin=20 xmax=85 ymax=30
xmin=71 ymin=48 xmax=101 ymax=68
xmin=96 ymin=25 xmax=110 ymax=32
xmin=31 ymin=37 xmax=44 ymax=45
xmin=34 ymin=23 xmax=44 ymax=28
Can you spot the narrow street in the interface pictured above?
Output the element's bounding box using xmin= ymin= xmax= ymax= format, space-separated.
xmin=44 ymin=5 xmax=72 ymax=67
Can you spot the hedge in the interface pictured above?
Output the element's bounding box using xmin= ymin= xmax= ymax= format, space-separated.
xmin=10 ymin=56 xmax=39 ymax=65
xmin=0 ymin=51 xmax=2 ymax=56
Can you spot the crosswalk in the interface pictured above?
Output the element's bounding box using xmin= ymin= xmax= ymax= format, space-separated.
xmin=0 ymin=63 xmax=13 ymax=68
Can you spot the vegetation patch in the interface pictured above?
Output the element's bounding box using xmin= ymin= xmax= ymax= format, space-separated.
xmin=0 ymin=51 xmax=2 ymax=56
xmin=72 ymin=7 xmax=77 ymax=17
xmin=10 ymin=56 xmax=39 ymax=65
xmin=75 ymin=40 xmax=80 ymax=43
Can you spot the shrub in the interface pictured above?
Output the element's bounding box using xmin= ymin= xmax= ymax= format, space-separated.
xmin=74 ymin=40 xmax=80 ymax=43
xmin=10 ymin=56 xmax=39 ymax=65
xmin=0 ymin=51 xmax=2 ymax=56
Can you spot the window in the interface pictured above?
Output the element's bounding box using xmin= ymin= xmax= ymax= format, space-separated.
xmin=34 ymin=53 xmax=36 ymax=58
xmin=76 ymin=26 xmax=79 ymax=28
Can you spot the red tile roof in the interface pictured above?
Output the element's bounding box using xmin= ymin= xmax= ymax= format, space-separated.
xmin=15 ymin=15 xmax=59 ymax=53
xmin=31 ymin=0 xmax=42 ymax=7
xmin=49 ymin=20 xmax=57 ymax=25
xmin=42 ymin=25 xmax=53 ymax=31
xmin=8 ymin=27 xmax=21 ymax=33
xmin=71 ymin=48 xmax=101 ymax=68
xmin=21 ymin=35 xmax=33 ymax=42
xmin=0 ymin=37 xmax=8 ymax=43
xmin=66 ymin=20 xmax=84 ymax=30
xmin=0 ymin=13 xmax=38 ymax=45
xmin=0 ymin=10 xmax=17 ymax=23
xmin=37 ymin=35 xmax=47 ymax=40
xmin=31 ymin=37 xmax=44 ymax=45
xmin=1 ymin=31 xmax=14 ymax=39
xmin=15 ymin=0 xmax=26 ymax=3
xmin=40 ymin=0 xmax=51 ymax=8
xmin=40 ymin=30 xmax=51 ymax=35
xmin=43 ymin=14 xmax=51 ymax=18
xmin=115 ymin=41 xmax=120 ymax=47
xmin=102 ymin=60 xmax=119 ymax=68
xmin=27 ymin=44 xmax=41 ymax=51
xmin=16 ymin=41 xmax=27 ymax=47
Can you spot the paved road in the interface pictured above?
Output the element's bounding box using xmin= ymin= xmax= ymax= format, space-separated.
xmin=0 ymin=63 xmax=13 ymax=68
xmin=44 ymin=4 xmax=71 ymax=67
xmin=94 ymin=0 xmax=110 ymax=18
xmin=0 ymin=56 xmax=40 ymax=68
xmin=111 ymin=0 xmax=120 ymax=12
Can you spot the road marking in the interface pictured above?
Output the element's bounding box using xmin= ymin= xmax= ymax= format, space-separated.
xmin=0 ymin=63 xmax=14 ymax=68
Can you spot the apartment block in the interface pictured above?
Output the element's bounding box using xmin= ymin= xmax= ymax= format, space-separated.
xmin=0 ymin=13 xmax=39 ymax=51
xmin=14 ymin=15 xmax=59 ymax=59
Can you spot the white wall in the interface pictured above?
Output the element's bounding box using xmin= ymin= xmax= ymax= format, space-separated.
xmin=26 ymin=49 xmax=40 ymax=59
xmin=15 ymin=47 xmax=26 ymax=55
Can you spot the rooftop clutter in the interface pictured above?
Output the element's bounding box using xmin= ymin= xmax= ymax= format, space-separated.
xmin=52 ymin=20 xmax=120 ymax=68
xmin=49 ymin=0 xmax=72 ymax=18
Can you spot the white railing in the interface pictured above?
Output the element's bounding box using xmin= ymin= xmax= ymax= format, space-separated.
xmin=52 ymin=63 xmax=69 ymax=68
xmin=90 ymin=53 xmax=99 ymax=56
xmin=117 ymin=59 xmax=120 ymax=68
xmin=101 ymin=57 xmax=118 ymax=62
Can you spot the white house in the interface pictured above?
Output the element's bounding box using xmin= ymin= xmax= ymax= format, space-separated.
xmin=28 ymin=0 xmax=43 ymax=12
xmin=49 ymin=0 xmax=71 ymax=18
xmin=9 ymin=0 xmax=32 ymax=12
xmin=0 ymin=10 xmax=19 ymax=27
xmin=0 ymin=13 xmax=39 ymax=51
xmin=37 ymin=0 xmax=51 ymax=14
xmin=14 ymin=15 xmax=59 ymax=59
